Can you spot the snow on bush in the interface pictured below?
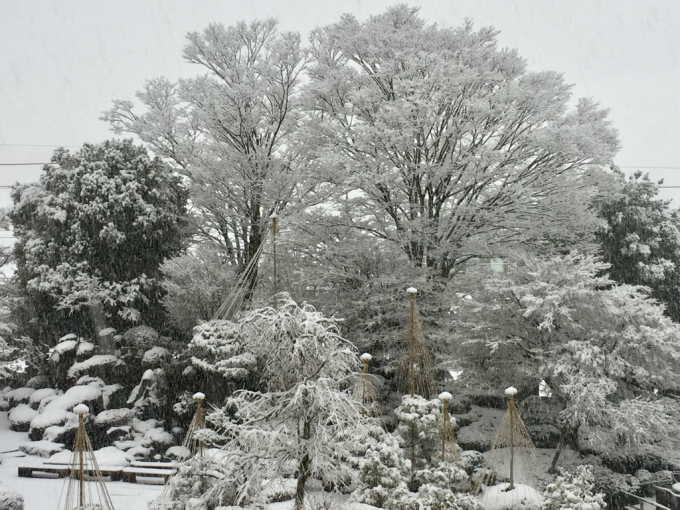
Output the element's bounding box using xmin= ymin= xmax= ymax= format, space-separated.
xmin=394 ymin=395 xmax=443 ymax=469
xmin=9 ymin=404 xmax=38 ymax=431
xmin=480 ymin=483 xmax=543 ymax=510
xmin=28 ymin=388 xmax=59 ymax=409
xmin=94 ymin=408 xmax=134 ymax=428
xmin=43 ymin=383 xmax=102 ymax=413
xmin=67 ymin=354 xmax=119 ymax=379
xmin=48 ymin=338 xmax=77 ymax=363
xmin=542 ymin=465 xmax=606 ymax=510
xmin=353 ymin=433 xmax=410 ymax=508
xmin=6 ymin=387 xmax=36 ymax=407
xmin=145 ymin=427 xmax=174 ymax=446
xmin=29 ymin=408 xmax=71 ymax=440
xmin=0 ymin=484 xmax=24 ymax=510
xmin=166 ymin=445 xmax=191 ymax=460
xmin=142 ymin=346 xmax=171 ymax=367
xmin=76 ymin=341 xmax=95 ymax=358
xmin=19 ymin=440 xmax=65 ymax=458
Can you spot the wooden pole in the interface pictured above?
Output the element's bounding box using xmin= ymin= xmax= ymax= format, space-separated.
xmin=407 ymin=288 xmax=417 ymax=397
xmin=439 ymin=391 xmax=452 ymax=461
xmin=505 ymin=386 xmax=517 ymax=490
xmin=271 ymin=213 xmax=278 ymax=296
xmin=79 ymin=413 xmax=84 ymax=507
xmin=193 ymin=392 xmax=205 ymax=457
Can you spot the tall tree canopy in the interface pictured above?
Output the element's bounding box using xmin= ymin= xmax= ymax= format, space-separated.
xmin=10 ymin=140 xmax=188 ymax=338
xmin=597 ymin=170 xmax=680 ymax=322
xmin=103 ymin=20 xmax=308 ymax=281
xmin=304 ymin=6 xmax=620 ymax=278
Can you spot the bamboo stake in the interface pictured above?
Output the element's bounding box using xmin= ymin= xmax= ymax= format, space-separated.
xmin=271 ymin=213 xmax=278 ymax=296
xmin=193 ymin=392 xmax=205 ymax=457
xmin=360 ymin=353 xmax=372 ymax=416
xmin=506 ymin=386 xmax=517 ymax=490
xmin=406 ymin=287 xmax=417 ymax=397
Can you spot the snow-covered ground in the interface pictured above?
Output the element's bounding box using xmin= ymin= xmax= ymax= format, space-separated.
xmin=0 ymin=411 xmax=163 ymax=510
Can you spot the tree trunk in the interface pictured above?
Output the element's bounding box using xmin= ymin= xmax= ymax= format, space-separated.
xmin=548 ymin=424 xmax=579 ymax=474
xmin=294 ymin=416 xmax=312 ymax=510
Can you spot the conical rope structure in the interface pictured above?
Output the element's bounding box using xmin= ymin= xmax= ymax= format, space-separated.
xmin=474 ymin=386 xmax=538 ymax=500
xmin=354 ymin=353 xmax=380 ymax=417
xmin=438 ymin=391 xmax=461 ymax=462
xmin=58 ymin=404 xmax=115 ymax=510
xmin=156 ymin=392 xmax=208 ymax=506
xmin=398 ymin=287 xmax=437 ymax=399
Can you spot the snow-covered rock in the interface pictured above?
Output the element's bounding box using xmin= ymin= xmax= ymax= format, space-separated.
xmin=67 ymin=354 xmax=120 ymax=380
xmin=6 ymin=387 xmax=36 ymax=408
xmin=142 ymin=346 xmax=171 ymax=368
xmin=0 ymin=484 xmax=24 ymax=510
xmin=18 ymin=440 xmax=65 ymax=458
xmin=480 ymin=483 xmax=543 ymax=510
xmin=9 ymin=404 xmax=38 ymax=432
xmin=28 ymin=388 xmax=58 ymax=409
xmin=29 ymin=409 xmax=72 ymax=440
xmin=94 ymin=408 xmax=133 ymax=428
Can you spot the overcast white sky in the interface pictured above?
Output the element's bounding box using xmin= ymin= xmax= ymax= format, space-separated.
xmin=1 ymin=0 xmax=679 ymax=213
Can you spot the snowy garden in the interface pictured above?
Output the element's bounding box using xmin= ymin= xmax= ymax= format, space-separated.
xmin=2 ymin=5 xmax=680 ymax=510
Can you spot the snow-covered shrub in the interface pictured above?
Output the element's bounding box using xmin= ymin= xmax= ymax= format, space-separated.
xmin=142 ymin=346 xmax=171 ymax=368
xmin=149 ymin=456 xmax=229 ymax=510
xmin=0 ymin=485 xmax=24 ymax=510
xmin=19 ymin=440 xmax=65 ymax=458
xmin=29 ymin=408 xmax=71 ymax=440
xmin=394 ymin=394 xmax=442 ymax=470
xmin=67 ymin=354 xmax=122 ymax=381
xmin=590 ymin=465 xmax=640 ymax=509
xmin=186 ymin=319 xmax=258 ymax=405
xmin=28 ymin=388 xmax=58 ymax=409
xmin=353 ymin=433 xmax=410 ymax=507
xmin=418 ymin=484 xmax=483 ymax=510
xmin=415 ymin=461 xmax=468 ymax=490
xmin=6 ymin=387 xmax=35 ymax=407
xmin=94 ymin=408 xmax=134 ymax=428
xmin=9 ymin=404 xmax=37 ymax=431
xmin=542 ymin=465 xmax=606 ymax=510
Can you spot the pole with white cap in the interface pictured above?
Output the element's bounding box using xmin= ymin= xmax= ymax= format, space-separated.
xmin=406 ymin=287 xmax=417 ymax=397
xmin=193 ymin=392 xmax=205 ymax=457
xmin=271 ymin=213 xmax=278 ymax=295
xmin=505 ymin=386 xmax=518 ymax=490
xmin=360 ymin=353 xmax=372 ymax=416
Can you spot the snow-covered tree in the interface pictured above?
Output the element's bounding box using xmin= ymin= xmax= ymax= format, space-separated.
xmin=204 ymin=295 xmax=374 ymax=510
xmin=597 ymin=169 xmax=680 ymax=322
xmin=10 ymin=140 xmax=188 ymax=337
xmin=452 ymin=253 xmax=680 ymax=470
xmin=304 ymin=6 xmax=620 ymax=278
xmin=542 ymin=465 xmax=606 ymax=510
xmin=104 ymin=20 xmax=309 ymax=293
xmin=160 ymin=244 xmax=237 ymax=337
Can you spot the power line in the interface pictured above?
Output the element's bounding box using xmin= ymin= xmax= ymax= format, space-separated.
xmin=0 ymin=143 xmax=81 ymax=148
xmin=0 ymin=163 xmax=49 ymax=166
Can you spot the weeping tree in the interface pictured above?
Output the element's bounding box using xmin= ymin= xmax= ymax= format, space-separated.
xmin=303 ymin=5 xmax=620 ymax=278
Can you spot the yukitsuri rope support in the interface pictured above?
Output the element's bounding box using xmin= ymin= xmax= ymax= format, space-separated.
xmin=439 ymin=391 xmax=460 ymax=462
xmin=473 ymin=386 xmax=537 ymax=495
xmin=58 ymin=404 xmax=115 ymax=510
xmin=355 ymin=353 xmax=379 ymax=417
xmin=185 ymin=392 xmax=205 ymax=458
xmin=399 ymin=287 xmax=437 ymax=399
